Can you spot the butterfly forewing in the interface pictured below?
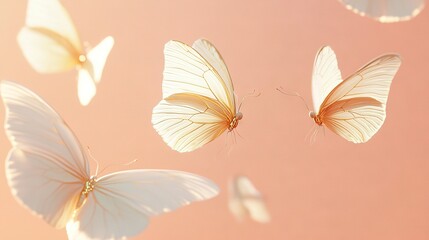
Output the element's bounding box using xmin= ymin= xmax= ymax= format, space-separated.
xmin=312 ymin=46 xmax=342 ymax=114
xmin=192 ymin=39 xmax=236 ymax=111
xmin=25 ymin=0 xmax=82 ymax=51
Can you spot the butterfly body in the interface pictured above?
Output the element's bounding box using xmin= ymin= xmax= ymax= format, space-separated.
xmin=229 ymin=112 xmax=243 ymax=131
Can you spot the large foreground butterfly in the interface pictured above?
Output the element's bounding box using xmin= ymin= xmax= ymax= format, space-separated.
xmin=18 ymin=0 xmax=114 ymax=106
xmin=339 ymin=0 xmax=425 ymax=23
xmin=228 ymin=176 xmax=271 ymax=223
xmin=1 ymin=81 xmax=219 ymax=239
xmin=152 ymin=39 xmax=242 ymax=152
xmin=309 ymin=46 xmax=401 ymax=143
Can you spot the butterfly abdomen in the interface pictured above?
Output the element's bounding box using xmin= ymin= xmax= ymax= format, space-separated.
xmin=228 ymin=112 xmax=243 ymax=131
xmin=75 ymin=177 xmax=97 ymax=210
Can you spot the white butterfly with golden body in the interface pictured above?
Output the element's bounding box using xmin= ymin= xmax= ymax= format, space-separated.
xmin=228 ymin=176 xmax=271 ymax=223
xmin=152 ymin=39 xmax=242 ymax=152
xmin=18 ymin=0 xmax=114 ymax=106
xmin=1 ymin=81 xmax=219 ymax=239
xmin=339 ymin=0 xmax=425 ymax=22
xmin=309 ymin=46 xmax=401 ymax=143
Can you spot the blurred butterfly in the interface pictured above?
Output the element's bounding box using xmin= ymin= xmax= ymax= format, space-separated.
xmin=152 ymin=39 xmax=242 ymax=152
xmin=1 ymin=81 xmax=219 ymax=239
xmin=309 ymin=46 xmax=401 ymax=143
xmin=228 ymin=176 xmax=270 ymax=223
xmin=339 ymin=0 xmax=425 ymax=22
xmin=17 ymin=0 xmax=114 ymax=106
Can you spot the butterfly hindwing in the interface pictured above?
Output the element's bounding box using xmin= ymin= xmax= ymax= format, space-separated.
xmin=67 ymin=170 xmax=219 ymax=240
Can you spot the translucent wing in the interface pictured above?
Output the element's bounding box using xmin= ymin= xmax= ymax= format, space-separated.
xmin=162 ymin=40 xmax=235 ymax=112
xmin=228 ymin=176 xmax=270 ymax=223
xmin=152 ymin=93 xmax=230 ymax=152
xmin=77 ymin=36 xmax=115 ymax=106
xmin=320 ymin=54 xmax=401 ymax=143
xmin=1 ymin=81 xmax=90 ymax=228
xmin=312 ymin=46 xmax=342 ymax=114
xmin=67 ymin=170 xmax=219 ymax=240
xmin=17 ymin=27 xmax=81 ymax=73
xmin=25 ymin=0 xmax=82 ymax=51
xmin=77 ymin=70 xmax=97 ymax=106
xmin=339 ymin=0 xmax=425 ymax=22
xmin=192 ymin=39 xmax=236 ymax=111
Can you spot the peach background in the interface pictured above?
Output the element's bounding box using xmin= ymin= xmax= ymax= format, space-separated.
xmin=1 ymin=0 xmax=429 ymax=239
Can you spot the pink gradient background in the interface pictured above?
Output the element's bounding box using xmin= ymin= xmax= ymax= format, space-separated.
xmin=1 ymin=0 xmax=429 ymax=239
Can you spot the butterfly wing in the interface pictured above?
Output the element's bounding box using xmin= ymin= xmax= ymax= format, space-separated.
xmin=339 ymin=0 xmax=425 ymax=22
xmin=25 ymin=0 xmax=82 ymax=52
xmin=77 ymin=36 xmax=115 ymax=106
xmin=152 ymin=40 xmax=236 ymax=152
xmin=312 ymin=46 xmax=342 ymax=114
xmin=1 ymin=81 xmax=90 ymax=228
xmin=192 ymin=39 xmax=236 ymax=111
xmin=152 ymin=93 xmax=230 ymax=152
xmin=320 ymin=54 xmax=401 ymax=143
xmin=17 ymin=0 xmax=83 ymax=73
xmin=228 ymin=176 xmax=270 ymax=223
xmin=66 ymin=170 xmax=219 ymax=240
xmin=162 ymin=40 xmax=235 ymax=112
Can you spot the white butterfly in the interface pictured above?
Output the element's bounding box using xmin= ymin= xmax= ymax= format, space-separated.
xmin=309 ymin=46 xmax=401 ymax=143
xmin=17 ymin=0 xmax=114 ymax=106
xmin=228 ymin=176 xmax=270 ymax=223
xmin=1 ymin=81 xmax=219 ymax=240
xmin=152 ymin=39 xmax=242 ymax=152
xmin=338 ymin=0 xmax=425 ymax=22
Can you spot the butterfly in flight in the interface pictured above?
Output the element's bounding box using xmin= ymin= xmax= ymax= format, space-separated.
xmin=152 ymin=39 xmax=242 ymax=152
xmin=309 ymin=46 xmax=401 ymax=143
xmin=228 ymin=175 xmax=271 ymax=223
xmin=338 ymin=0 xmax=425 ymax=22
xmin=17 ymin=0 xmax=114 ymax=106
xmin=1 ymin=81 xmax=219 ymax=239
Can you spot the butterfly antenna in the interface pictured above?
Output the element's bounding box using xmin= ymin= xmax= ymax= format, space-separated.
xmin=276 ymin=86 xmax=310 ymax=112
xmin=238 ymin=89 xmax=261 ymax=112
xmin=86 ymin=146 xmax=100 ymax=176
xmin=98 ymin=159 xmax=138 ymax=176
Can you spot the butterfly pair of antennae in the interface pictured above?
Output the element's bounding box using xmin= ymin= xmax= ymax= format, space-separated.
xmin=86 ymin=146 xmax=137 ymax=176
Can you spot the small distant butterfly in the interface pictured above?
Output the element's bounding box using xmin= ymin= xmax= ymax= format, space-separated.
xmin=1 ymin=81 xmax=219 ymax=240
xmin=309 ymin=46 xmax=401 ymax=143
xmin=339 ymin=0 xmax=425 ymax=22
xmin=17 ymin=0 xmax=114 ymax=106
xmin=228 ymin=176 xmax=270 ymax=223
xmin=152 ymin=39 xmax=242 ymax=152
